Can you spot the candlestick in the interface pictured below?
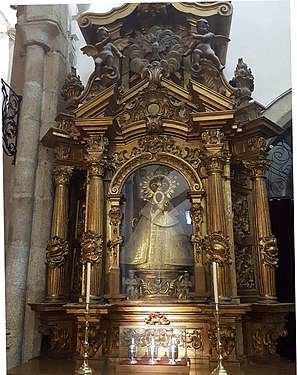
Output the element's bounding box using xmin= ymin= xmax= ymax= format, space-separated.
xmin=212 ymin=261 xmax=219 ymax=305
xmin=86 ymin=262 xmax=91 ymax=304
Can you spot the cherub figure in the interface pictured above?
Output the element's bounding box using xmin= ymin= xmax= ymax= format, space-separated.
xmin=183 ymin=19 xmax=225 ymax=71
xmin=81 ymin=26 xmax=125 ymax=79
xmin=122 ymin=270 xmax=140 ymax=299
xmin=176 ymin=272 xmax=194 ymax=300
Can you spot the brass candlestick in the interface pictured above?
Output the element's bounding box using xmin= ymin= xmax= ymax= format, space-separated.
xmin=211 ymin=302 xmax=229 ymax=375
xmin=75 ymin=302 xmax=93 ymax=375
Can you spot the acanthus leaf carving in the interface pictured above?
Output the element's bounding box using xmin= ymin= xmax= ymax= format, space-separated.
xmin=145 ymin=312 xmax=170 ymax=325
xmin=186 ymin=329 xmax=203 ymax=350
xmin=209 ymin=325 xmax=236 ymax=359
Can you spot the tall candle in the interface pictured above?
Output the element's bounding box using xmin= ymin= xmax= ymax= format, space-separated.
xmin=86 ymin=262 xmax=91 ymax=304
xmin=212 ymin=261 xmax=219 ymax=304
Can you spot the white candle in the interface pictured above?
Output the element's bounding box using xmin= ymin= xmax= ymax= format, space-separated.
xmin=86 ymin=262 xmax=91 ymax=304
xmin=212 ymin=261 xmax=219 ymax=304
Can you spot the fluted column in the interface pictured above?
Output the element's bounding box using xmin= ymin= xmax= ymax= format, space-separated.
xmin=81 ymin=135 xmax=109 ymax=302
xmin=243 ymin=157 xmax=278 ymax=302
xmin=45 ymin=165 xmax=73 ymax=301
xmin=201 ymin=130 xmax=231 ymax=302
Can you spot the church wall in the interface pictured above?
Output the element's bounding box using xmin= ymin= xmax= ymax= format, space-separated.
xmin=5 ymin=4 xmax=74 ymax=369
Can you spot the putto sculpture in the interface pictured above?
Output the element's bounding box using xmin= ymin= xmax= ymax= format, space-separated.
xmin=184 ymin=18 xmax=226 ymax=72
xmin=81 ymin=26 xmax=125 ymax=79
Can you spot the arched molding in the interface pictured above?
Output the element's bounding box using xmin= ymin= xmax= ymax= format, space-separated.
xmin=108 ymin=152 xmax=204 ymax=196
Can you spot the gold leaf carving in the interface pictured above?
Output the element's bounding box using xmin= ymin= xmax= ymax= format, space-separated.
xmin=80 ymin=231 xmax=103 ymax=264
xmin=45 ymin=236 xmax=69 ymax=268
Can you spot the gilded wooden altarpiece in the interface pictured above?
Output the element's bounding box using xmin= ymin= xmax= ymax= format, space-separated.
xmin=31 ymin=2 xmax=293 ymax=366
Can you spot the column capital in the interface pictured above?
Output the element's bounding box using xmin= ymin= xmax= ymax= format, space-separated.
xmin=243 ymin=158 xmax=271 ymax=179
xmin=52 ymin=165 xmax=74 ymax=185
xmin=201 ymin=150 xmax=228 ymax=174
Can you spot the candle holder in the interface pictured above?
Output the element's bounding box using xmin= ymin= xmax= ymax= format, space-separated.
xmin=148 ymin=336 xmax=158 ymax=365
xmin=168 ymin=338 xmax=178 ymax=365
xmin=75 ymin=302 xmax=93 ymax=375
xmin=128 ymin=337 xmax=137 ymax=364
xmin=76 ymin=262 xmax=93 ymax=375
xmin=211 ymin=261 xmax=229 ymax=375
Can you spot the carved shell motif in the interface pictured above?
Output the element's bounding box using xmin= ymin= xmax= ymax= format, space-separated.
xmin=126 ymin=26 xmax=184 ymax=76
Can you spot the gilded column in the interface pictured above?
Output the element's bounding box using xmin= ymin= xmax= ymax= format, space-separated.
xmin=201 ymin=130 xmax=231 ymax=301
xmin=81 ymin=135 xmax=109 ymax=302
xmin=243 ymin=157 xmax=278 ymax=302
xmin=45 ymin=165 xmax=73 ymax=301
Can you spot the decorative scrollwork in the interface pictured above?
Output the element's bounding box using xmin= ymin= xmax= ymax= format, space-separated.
xmin=1 ymin=78 xmax=22 ymax=165
xmin=45 ymin=236 xmax=69 ymax=268
xmin=80 ymin=231 xmax=103 ymax=264
xmin=259 ymin=236 xmax=279 ymax=268
xmin=186 ymin=329 xmax=203 ymax=350
xmin=145 ymin=312 xmax=170 ymax=325
xmin=253 ymin=326 xmax=287 ymax=355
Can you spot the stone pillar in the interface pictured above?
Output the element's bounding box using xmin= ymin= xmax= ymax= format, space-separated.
xmin=5 ymin=43 xmax=46 ymax=368
xmin=243 ymin=157 xmax=278 ymax=302
xmin=201 ymin=130 xmax=231 ymax=302
xmin=45 ymin=165 xmax=73 ymax=301
xmin=81 ymin=135 xmax=109 ymax=302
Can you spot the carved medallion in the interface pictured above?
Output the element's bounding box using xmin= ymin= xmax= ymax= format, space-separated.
xmin=145 ymin=312 xmax=170 ymax=325
xmin=45 ymin=236 xmax=69 ymax=268
xmin=80 ymin=231 xmax=103 ymax=264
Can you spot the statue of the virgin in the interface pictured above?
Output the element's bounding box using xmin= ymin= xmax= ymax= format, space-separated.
xmin=122 ymin=168 xmax=194 ymax=270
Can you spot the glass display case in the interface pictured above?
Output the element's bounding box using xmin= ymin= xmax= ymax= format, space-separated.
xmin=117 ymin=325 xmax=189 ymax=372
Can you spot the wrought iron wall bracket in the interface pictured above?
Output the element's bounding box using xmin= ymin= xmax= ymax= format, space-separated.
xmin=1 ymin=78 xmax=22 ymax=165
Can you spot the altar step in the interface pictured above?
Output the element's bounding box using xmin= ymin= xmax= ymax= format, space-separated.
xmin=8 ymin=357 xmax=296 ymax=375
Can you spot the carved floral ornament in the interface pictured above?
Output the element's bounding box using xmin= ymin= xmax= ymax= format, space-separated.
xmin=145 ymin=312 xmax=170 ymax=325
xmin=259 ymin=236 xmax=279 ymax=268
xmin=45 ymin=236 xmax=69 ymax=268
xmin=80 ymin=231 xmax=103 ymax=264
xmin=204 ymin=231 xmax=230 ymax=265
